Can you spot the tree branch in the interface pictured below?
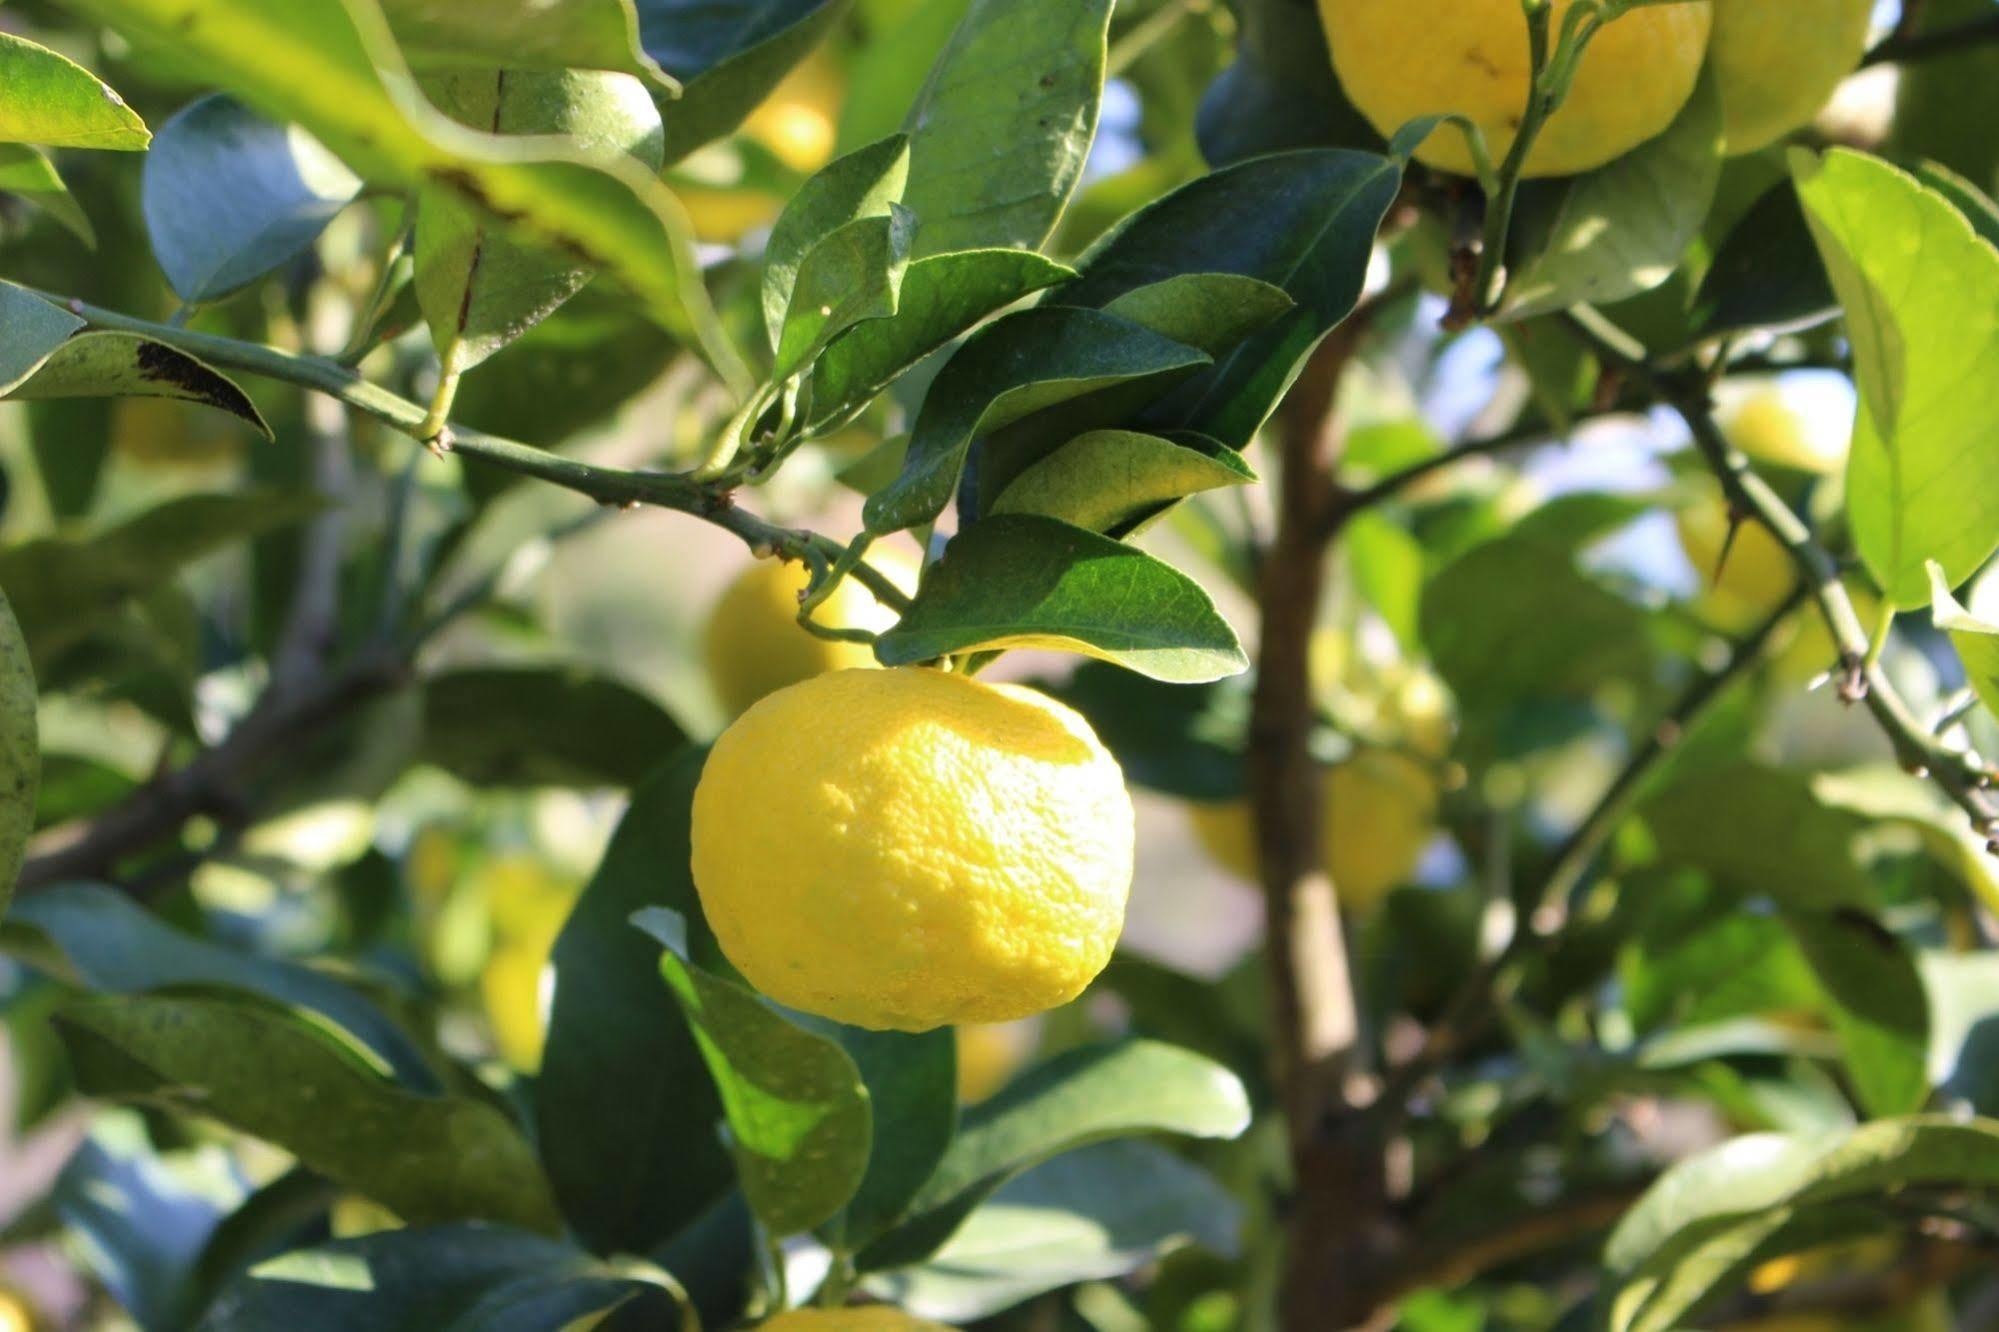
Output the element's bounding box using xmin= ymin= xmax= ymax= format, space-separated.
xmin=1865 ymin=11 xmax=1999 ymax=66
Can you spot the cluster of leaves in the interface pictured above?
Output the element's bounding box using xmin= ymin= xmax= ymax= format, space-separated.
xmin=5 ymin=0 xmax=1999 ymax=1329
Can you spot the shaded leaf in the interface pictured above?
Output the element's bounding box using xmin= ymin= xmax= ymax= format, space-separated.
xmin=417 ymin=667 xmax=687 ymax=790
xmin=58 ymin=993 xmax=562 ymax=1232
xmin=774 ymin=206 xmax=915 ymax=378
xmin=0 ymin=279 xmax=86 ymax=393
xmin=827 ymin=1026 xmax=957 ymax=1245
xmin=1643 ymin=764 xmax=1876 ymax=911
xmin=1786 ymin=909 xmax=1931 ymax=1117
xmin=857 ymin=1038 xmax=1251 ymax=1271
xmin=763 ymin=134 xmax=910 ymax=352
xmin=379 ymin=0 xmax=670 ymax=88
xmin=1042 ymin=662 xmax=1247 ymax=802
xmin=142 ymin=96 xmax=363 ymax=303
xmin=0 ymin=589 xmax=35 ymax=915
xmin=1694 ymin=183 xmax=1838 ymax=340
xmin=0 ymin=143 xmax=95 ymax=245
xmin=646 ymin=0 xmax=851 ymax=164
xmin=862 ymin=307 xmax=1208 ymax=534
xmin=1099 ymin=273 xmax=1296 ymax=358
xmin=875 ymin=515 xmax=1247 ymax=683
xmin=6 ymin=332 xmax=273 ymax=439
xmin=988 ymin=430 xmax=1253 ymax=536
xmin=0 ymin=31 xmax=149 ymax=150
xmin=633 ymin=908 xmax=872 ymax=1236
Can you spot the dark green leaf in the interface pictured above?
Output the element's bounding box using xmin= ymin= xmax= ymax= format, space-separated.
xmin=6 ymin=331 xmax=272 ymax=438
xmin=875 ymin=515 xmax=1246 ymax=683
xmin=0 ymin=143 xmax=95 ymax=245
xmin=1195 ymin=0 xmax=1378 ymax=167
xmin=774 ymin=206 xmax=916 ymax=377
xmin=142 ymin=96 xmax=362 ymax=303
xmin=646 ymin=0 xmax=851 ymax=164
xmin=809 ymin=249 xmax=1075 ymax=428
xmin=987 ymin=430 xmax=1254 ymax=536
xmin=1694 ymin=183 xmax=1837 ymax=340
xmin=6 ymin=882 xmax=438 ymax=1090
xmin=862 ymin=307 xmax=1209 ymax=533
xmin=1643 ymin=764 xmax=1876 ymax=912
xmin=763 ymin=134 xmax=910 ymax=351
xmin=0 ymin=279 xmax=86 ymax=393
xmin=57 ymin=993 xmax=562 ymax=1232
xmin=1786 ymin=909 xmax=1931 ymax=1117
xmin=0 ymin=31 xmax=149 ymax=150
xmin=538 ymin=752 xmax=733 ymax=1255
xmin=826 ymin=1026 xmax=957 ymax=1245
xmin=1099 ymin=273 xmax=1296 ymax=357
xmin=857 ymin=1038 xmax=1251 ymax=1271
xmin=0 ymin=588 xmax=34 ymax=915
xmin=417 ymin=666 xmax=687 ymax=790
xmin=1042 ymin=662 xmax=1247 ymax=802
xmin=633 ymin=908 xmax=873 ymax=1236
xmin=380 ymin=0 xmax=671 ymax=88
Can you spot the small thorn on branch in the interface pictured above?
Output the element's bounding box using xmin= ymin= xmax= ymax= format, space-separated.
xmin=425 ymin=426 xmax=455 ymax=459
xmin=1836 ymin=654 xmax=1870 ymax=705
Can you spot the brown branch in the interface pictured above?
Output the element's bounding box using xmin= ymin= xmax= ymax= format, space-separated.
xmin=1865 ymin=10 xmax=1999 ymax=66
xmin=1382 ymin=1188 xmax=1644 ymax=1302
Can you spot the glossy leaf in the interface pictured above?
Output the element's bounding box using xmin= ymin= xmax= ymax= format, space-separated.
xmin=1061 ymin=149 xmax=1403 ymax=447
xmin=868 ymin=1139 xmax=1241 ymax=1322
xmin=862 ymin=307 xmax=1208 ymax=533
xmin=7 ymin=882 xmax=438 ymax=1090
xmin=57 ymin=993 xmax=562 ymax=1232
xmin=1100 ymin=273 xmax=1296 ymax=358
xmin=415 ymin=68 xmax=667 ymax=377
xmin=1502 ymin=72 xmax=1723 ymax=319
xmin=988 ymin=430 xmax=1254 ymax=536
xmin=5 ymin=332 xmax=272 ymax=438
xmin=142 ymin=96 xmax=362 ymax=303
xmin=1794 ymin=147 xmax=1999 ymax=606
xmin=828 ymin=1026 xmax=957 ymax=1245
xmin=0 ymin=279 xmax=85 ymax=392
xmin=875 ymin=515 xmax=1247 ymax=683
xmin=416 ymin=666 xmax=687 ymax=790
xmin=0 ymin=31 xmax=149 ymax=150
xmin=809 ymin=249 xmax=1074 ymax=429
xmin=900 ymin=0 xmax=1112 ymax=256
xmin=645 ymin=0 xmax=850 ymax=164
xmin=763 ymin=134 xmax=911 ymax=352
xmin=379 ymin=0 xmax=670 ymax=88
xmin=857 ymin=1038 xmax=1252 ymax=1272
xmin=68 ymin=0 xmax=745 ymax=391
xmin=0 ymin=143 xmax=94 ymax=245
xmin=774 ymin=206 xmax=916 ymax=378
xmin=538 ymin=752 xmax=734 ymax=1256
xmin=633 ymin=908 xmax=873 ymax=1237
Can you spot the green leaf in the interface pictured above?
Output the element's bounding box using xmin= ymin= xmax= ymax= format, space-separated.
xmin=1042 ymin=662 xmax=1248 ymax=802
xmin=538 ymin=752 xmax=734 ymax=1255
xmin=0 ymin=491 xmax=322 ymax=673
xmin=988 ymin=430 xmax=1254 ymax=536
xmin=875 ymin=515 xmax=1247 ymax=683
xmin=0 ymin=279 xmax=86 ymax=392
xmin=57 ymin=993 xmax=562 ymax=1233
xmin=0 ymin=589 xmax=34 ymax=916
xmin=828 ymin=1026 xmax=957 ymax=1245
xmin=6 ymin=883 xmax=437 ymax=1090
xmin=0 ymin=31 xmax=149 ymax=150
xmin=1931 ymin=561 xmax=1999 ymax=722
xmin=1785 ymin=909 xmax=1931 ymax=1117
xmin=1100 ymin=273 xmax=1296 ymax=358
xmin=1501 ymin=71 xmax=1723 ymax=319
xmin=856 ymin=1038 xmax=1251 ymax=1272
xmin=1642 ymin=764 xmax=1876 ymax=912
xmin=378 ymin=0 xmax=671 ymax=89
xmin=809 ymin=249 xmax=1075 ymax=429
xmin=774 ymin=207 xmax=916 ymax=378
xmin=196 ymin=1225 xmax=668 ymax=1330
xmin=763 ymin=134 xmax=911 ymax=353
xmin=5 ymin=331 xmax=273 ymax=439
xmin=1922 ymin=952 xmax=1999 ymax=1113
xmin=862 ymin=307 xmax=1209 ymax=534
xmin=1694 ymin=183 xmax=1838 ymax=340
xmin=1793 ymin=147 xmax=1999 ymax=607
xmin=142 ymin=96 xmax=363 ymax=304
xmin=645 ymin=0 xmax=850 ymax=164
xmin=633 ymin=908 xmax=873 ymax=1237
xmin=835 ymin=0 xmax=969 ymax=152
xmin=866 ymin=1139 xmax=1241 ymax=1322
xmin=69 ymin=0 xmax=745 ymax=393
xmin=1345 ymin=512 xmax=1426 ymax=653
xmin=1060 ymin=149 xmax=1403 ymax=447
xmin=416 ymin=69 xmax=667 ymax=377
xmin=0 ymin=143 xmax=95 ymax=246
xmin=900 ymin=0 xmax=1113 ymax=256
xmin=416 ymin=666 xmax=687 ymax=790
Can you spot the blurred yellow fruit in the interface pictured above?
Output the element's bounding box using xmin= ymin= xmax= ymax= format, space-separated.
xmin=955 ymin=1022 xmax=1032 ymax=1103
xmin=466 ymin=854 xmax=578 ymax=1072
xmin=1190 ymin=751 xmax=1440 ymax=915
xmin=482 ymin=940 xmax=555 ymax=1073
xmin=1722 ymin=388 xmax=1846 ymax=476
xmin=703 ymin=552 xmax=917 ymax=719
xmin=759 ymin=1308 xmax=955 ymax=1332
xmin=1709 ymin=0 xmax=1874 ymax=154
xmin=1318 ymin=0 xmax=1712 ymax=178
xmin=476 ymin=854 xmax=578 ymax=944
xmin=692 ymin=668 xmax=1133 ymax=1032
xmin=0 ymin=1287 xmax=35 ymax=1332
xmin=1384 ymin=666 xmax=1455 ymax=759
xmin=680 ymin=184 xmax=788 ymax=245
xmin=742 ymin=52 xmax=842 ymax=173
xmin=405 ymin=826 xmax=459 ymax=905
xmin=1675 ymin=482 xmax=1797 ymax=631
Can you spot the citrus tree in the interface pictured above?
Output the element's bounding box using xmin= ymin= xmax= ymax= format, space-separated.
xmin=3 ymin=0 xmax=1999 ymax=1328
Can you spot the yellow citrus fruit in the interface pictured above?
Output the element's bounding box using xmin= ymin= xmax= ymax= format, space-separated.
xmin=468 ymin=854 xmax=577 ymax=1072
xmin=481 ymin=940 xmax=555 ymax=1072
xmin=680 ymin=185 xmax=788 ymax=244
xmin=742 ymin=51 xmax=843 ymax=174
xmin=1675 ymin=482 xmax=1797 ymax=631
xmin=0 ymin=1288 xmax=35 ymax=1332
xmin=1190 ymin=751 xmax=1439 ymax=915
xmin=1709 ymin=0 xmax=1874 ymax=154
xmin=758 ymin=1309 xmax=955 ymax=1332
xmin=1319 ymin=0 xmax=1712 ymax=178
xmin=704 ymin=552 xmax=917 ymax=719
xmin=1721 ymin=387 xmax=1847 ymax=476
xmin=955 ymin=1022 xmax=1032 ymax=1102
xmin=691 ymin=668 xmax=1134 ymax=1032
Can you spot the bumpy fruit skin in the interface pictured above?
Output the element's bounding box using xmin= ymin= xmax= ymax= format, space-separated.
xmin=1709 ymin=0 xmax=1873 ymax=154
xmin=1190 ymin=751 xmax=1439 ymax=915
xmin=1318 ymin=0 xmax=1712 ymax=178
xmin=759 ymin=1309 xmax=956 ymax=1332
xmin=691 ymin=668 xmax=1134 ymax=1033
xmin=703 ymin=554 xmax=913 ymax=718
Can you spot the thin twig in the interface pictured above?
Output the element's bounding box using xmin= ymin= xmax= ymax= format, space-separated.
xmin=1865 ymin=10 xmax=1999 ymax=66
